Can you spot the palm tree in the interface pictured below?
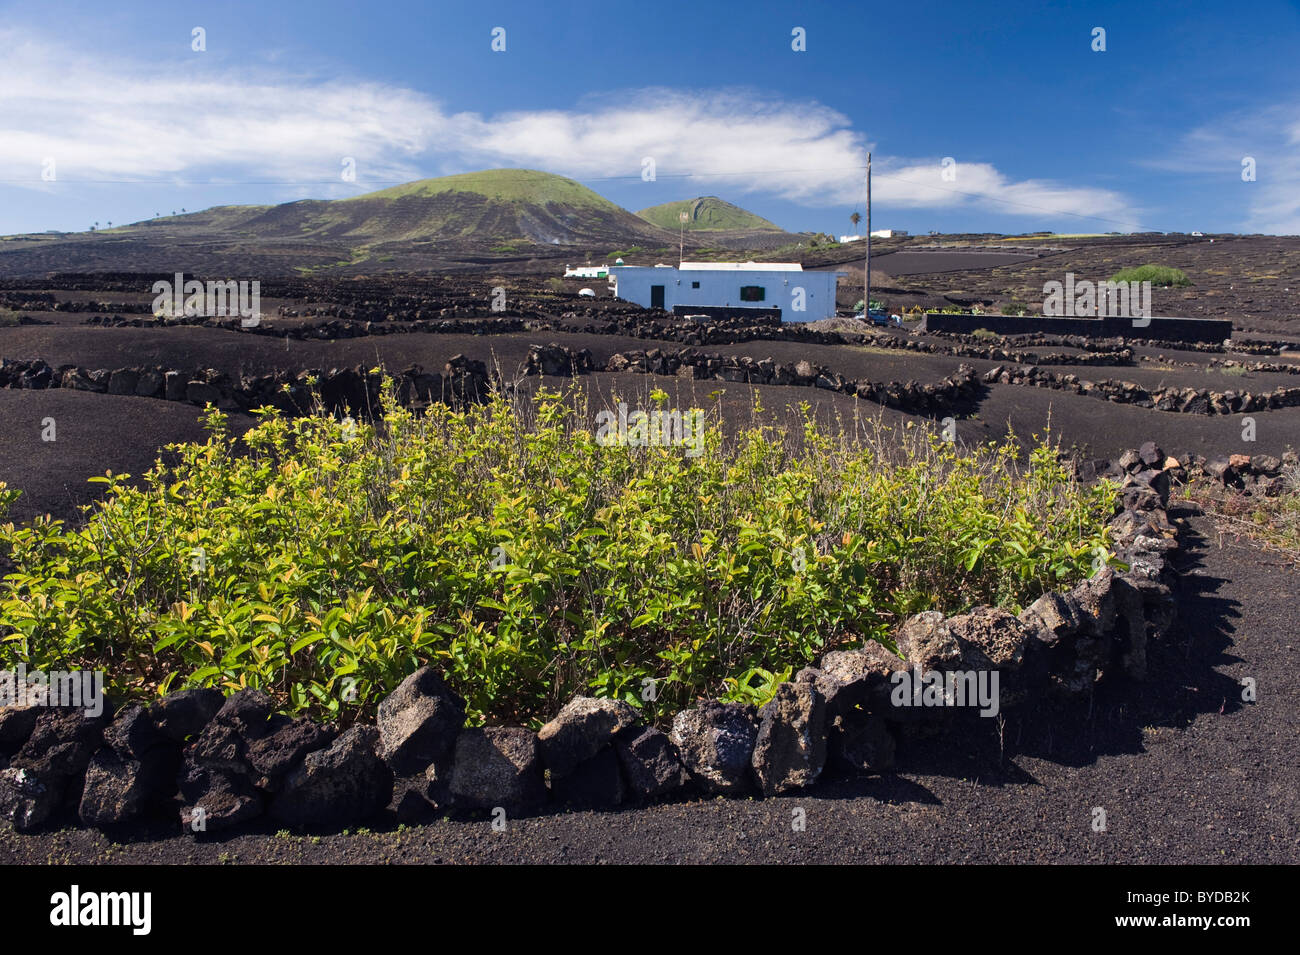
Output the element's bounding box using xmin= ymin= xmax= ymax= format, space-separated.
xmin=850 ymin=211 xmax=861 ymax=234
xmin=92 ymin=222 xmax=98 ymax=231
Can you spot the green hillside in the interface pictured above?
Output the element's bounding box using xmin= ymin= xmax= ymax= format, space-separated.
xmin=636 ymin=196 xmax=784 ymax=232
xmin=117 ymin=169 xmax=659 ymax=247
xmin=1 ymin=170 xmax=805 ymax=275
xmin=343 ymin=169 xmax=622 ymax=210
xmin=117 ymin=175 xmax=776 ymax=248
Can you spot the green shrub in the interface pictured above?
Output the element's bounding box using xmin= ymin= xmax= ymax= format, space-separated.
xmin=1109 ymin=264 xmax=1191 ymax=287
xmin=970 ymin=328 xmax=1001 ymax=341
xmin=0 ymin=482 xmax=17 ymax=518
xmin=0 ymin=388 xmax=1119 ymax=726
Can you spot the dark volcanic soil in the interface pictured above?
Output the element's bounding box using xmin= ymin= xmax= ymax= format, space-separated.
xmin=2 ymin=271 xmax=1298 ymax=865
xmin=4 ymin=275 xmax=1300 ymax=522
xmin=0 ymin=389 xmax=256 ymax=525
xmin=4 ymin=231 xmax=1299 ymax=335
xmin=814 ymin=234 xmax=1300 ymax=336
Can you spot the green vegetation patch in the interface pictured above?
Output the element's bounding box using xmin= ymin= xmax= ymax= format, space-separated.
xmin=636 ymin=197 xmax=783 ymax=232
xmin=1109 ymin=264 xmax=1191 ymax=287
xmin=346 ymin=169 xmax=620 ymax=211
xmin=0 ymin=389 xmax=1118 ymax=726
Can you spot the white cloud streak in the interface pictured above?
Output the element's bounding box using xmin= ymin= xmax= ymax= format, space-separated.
xmin=0 ymin=29 xmax=1139 ymax=227
xmin=1143 ymin=104 xmax=1300 ymax=234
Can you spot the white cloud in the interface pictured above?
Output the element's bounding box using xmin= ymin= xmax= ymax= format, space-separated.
xmin=0 ymin=28 xmax=1138 ymax=227
xmin=432 ymin=89 xmax=1138 ymax=226
xmin=0 ymin=29 xmax=442 ymax=191
xmin=1144 ymin=104 xmax=1300 ymax=234
xmin=443 ymin=88 xmax=867 ymax=203
xmin=872 ymin=161 xmax=1140 ymax=229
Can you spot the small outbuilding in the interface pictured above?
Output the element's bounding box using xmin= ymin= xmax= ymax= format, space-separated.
xmin=609 ymin=262 xmax=844 ymax=323
xmin=564 ymin=264 xmax=609 ymax=279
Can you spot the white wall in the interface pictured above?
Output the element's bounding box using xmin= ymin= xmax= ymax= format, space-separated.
xmin=610 ymin=267 xmax=842 ymax=323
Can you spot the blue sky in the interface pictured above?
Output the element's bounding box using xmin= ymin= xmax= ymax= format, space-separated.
xmin=2 ymin=0 xmax=1299 ymax=236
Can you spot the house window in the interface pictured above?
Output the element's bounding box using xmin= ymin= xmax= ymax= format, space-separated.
xmin=740 ymin=285 xmax=765 ymax=302
xmin=692 ymin=281 xmax=700 ymax=289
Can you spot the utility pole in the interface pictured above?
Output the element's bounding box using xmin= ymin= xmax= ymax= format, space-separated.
xmin=864 ymin=153 xmax=872 ymax=318
xmin=679 ymin=211 xmax=688 ymax=266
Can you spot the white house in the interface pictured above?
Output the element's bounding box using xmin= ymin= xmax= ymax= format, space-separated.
xmin=839 ymin=229 xmax=907 ymax=242
xmin=609 ymin=262 xmax=844 ymax=323
xmin=564 ymin=264 xmax=609 ymax=279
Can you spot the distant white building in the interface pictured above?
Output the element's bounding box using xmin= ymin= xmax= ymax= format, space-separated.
xmin=609 ymin=262 xmax=844 ymax=323
xmin=564 ymin=264 xmax=609 ymax=279
xmin=838 ymin=229 xmax=907 ymax=242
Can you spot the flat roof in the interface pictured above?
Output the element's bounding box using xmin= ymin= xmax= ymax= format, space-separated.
xmin=612 ymin=262 xmax=847 ymax=277
xmin=677 ymin=262 xmax=803 ymax=271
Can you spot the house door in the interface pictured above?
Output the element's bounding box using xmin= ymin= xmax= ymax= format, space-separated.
xmin=650 ymin=285 xmax=665 ymax=309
